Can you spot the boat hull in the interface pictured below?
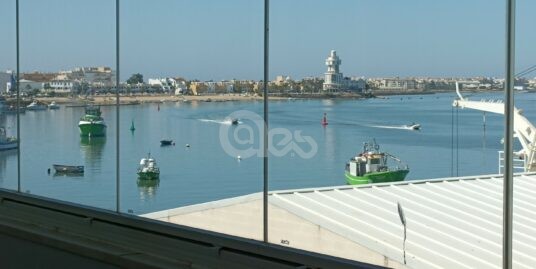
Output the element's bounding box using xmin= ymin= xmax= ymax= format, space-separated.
xmin=53 ymin=164 xmax=84 ymax=173
xmin=79 ymin=122 xmax=106 ymax=137
xmin=345 ymin=169 xmax=409 ymax=185
xmin=0 ymin=142 xmax=18 ymax=151
xmin=137 ymin=171 xmax=160 ymax=180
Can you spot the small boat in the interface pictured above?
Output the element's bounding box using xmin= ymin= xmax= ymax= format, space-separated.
xmin=231 ymin=119 xmax=239 ymax=125
xmin=53 ymin=164 xmax=84 ymax=174
xmin=130 ymin=120 xmax=136 ymax=131
xmin=321 ymin=113 xmax=328 ymax=126
xmin=160 ymin=139 xmax=174 ymax=146
xmin=345 ymin=139 xmax=409 ymax=185
xmin=137 ymin=153 xmax=160 ymax=180
xmin=406 ymin=123 xmax=421 ymax=130
xmin=48 ymin=101 xmax=60 ymax=109
xmin=0 ymin=127 xmax=17 ymax=151
xmin=26 ymin=101 xmax=47 ymax=111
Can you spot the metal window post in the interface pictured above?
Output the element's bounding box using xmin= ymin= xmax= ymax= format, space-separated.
xmin=263 ymin=0 xmax=270 ymax=243
xmin=16 ymin=0 xmax=21 ymax=192
xmin=503 ymin=0 xmax=515 ymax=268
xmin=116 ymin=0 xmax=121 ymax=213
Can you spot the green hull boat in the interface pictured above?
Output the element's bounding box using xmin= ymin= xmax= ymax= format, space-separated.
xmin=345 ymin=139 xmax=410 ymax=185
xmin=137 ymin=171 xmax=160 ymax=180
xmin=345 ymin=169 xmax=409 ymax=185
xmin=137 ymin=153 xmax=160 ymax=180
xmin=79 ymin=122 xmax=106 ymax=137
xmin=79 ymin=106 xmax=106 ymax=137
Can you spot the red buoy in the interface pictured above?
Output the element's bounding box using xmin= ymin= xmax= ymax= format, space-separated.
xmin=321 ymin=113 xmax=328 ymax=126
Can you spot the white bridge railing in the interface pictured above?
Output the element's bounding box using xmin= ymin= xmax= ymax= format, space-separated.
xmin=498 ymin=151 xmax=527 ymax=174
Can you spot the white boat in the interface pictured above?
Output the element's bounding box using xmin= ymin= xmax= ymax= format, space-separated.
xmin=406 ymin=123 xmax=421 ymax=130
xmin=48 ymin=101 xmax=60 ymax=109
xmin=26 ymin=101 xmax=47 ymax=111
xmin=0 ymin=127 xmax=17 ymax=151
xmin=137 ymin=153 xmax=160 ymax=180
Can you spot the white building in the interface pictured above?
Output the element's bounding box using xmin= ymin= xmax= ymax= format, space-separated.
xmin=0 ymin=71 xmax=13 ymax=93
xmin=62 ymin=67 xmax=116 ymax=87
xmin=18 ymin=79 xmax=42 ymax=93
xmin=148 ymin=78 xmax=177 ymax=92
xmin=322 ymin=51 xmax=365 ymax=92
xmin=46 ymin=80 xmax=77 ymax=93
xmin=174 ymin=81 xmax=188 ymax=95
xmin=323 ymin=50 xmax=343 ymax=91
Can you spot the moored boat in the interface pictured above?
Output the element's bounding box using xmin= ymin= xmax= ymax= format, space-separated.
xmin=137 ymin=153 xmax=160 ymax=180
xmin=26 ymin=100 xmax=47 ymax=111
xmin=79 ymin=106 xmax=106 ymax=137
xmin=0 ymin=127 xmax=17 ymax=151
xmin=160 ymin=139 xmax=174 ymax=146
xmin=48 ymin=101 xmax=60 ymax=109
xmin=345 ymin=139 xmax=409 ymax=185
xmin=53 ymin=164 xmax=84 ymax=174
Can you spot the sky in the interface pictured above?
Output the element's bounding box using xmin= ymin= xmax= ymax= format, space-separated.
xmin=1 ymin=0 xmax=536 ymax=81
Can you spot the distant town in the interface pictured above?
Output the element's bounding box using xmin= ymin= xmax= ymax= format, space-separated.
xmin=1 ymin=50 xmax=534 ymax=98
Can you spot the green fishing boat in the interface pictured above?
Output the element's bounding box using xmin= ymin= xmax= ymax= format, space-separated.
xmin=137 ymin=153 xmax=160 ymax=180
xmin=79 ymin=106 xmax=106 ymax=137
xmin=345 ymin=139 xmax=409 ymax=185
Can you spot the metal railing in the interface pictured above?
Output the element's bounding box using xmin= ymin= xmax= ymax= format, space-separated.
xmin=498 ymin=151 xmax=526 ymax=174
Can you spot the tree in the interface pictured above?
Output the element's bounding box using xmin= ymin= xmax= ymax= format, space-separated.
xmin=127 ymin=73 xmax=144 ymax=85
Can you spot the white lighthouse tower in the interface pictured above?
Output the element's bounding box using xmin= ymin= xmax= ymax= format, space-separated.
xmin=323 ymin=50 xmax=343 ymax=91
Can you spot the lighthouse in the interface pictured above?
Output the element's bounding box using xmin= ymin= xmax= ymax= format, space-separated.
xmin=323 ymin=50 xmax=343 ymax=91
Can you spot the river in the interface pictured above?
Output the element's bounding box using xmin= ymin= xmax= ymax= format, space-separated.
xmin=0 ymin=91 xmax=535 ymax=214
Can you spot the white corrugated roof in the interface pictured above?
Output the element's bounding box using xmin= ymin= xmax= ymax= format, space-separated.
xmin=269 ymin=172 xmax=536 ymax=269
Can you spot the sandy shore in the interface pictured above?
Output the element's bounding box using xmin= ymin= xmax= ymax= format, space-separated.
xmin=34 ymin=94 xmax=285 ymax=105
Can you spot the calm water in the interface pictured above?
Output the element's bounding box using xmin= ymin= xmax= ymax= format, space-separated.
xmin=1 ymin=92 xmax=535 ymax=214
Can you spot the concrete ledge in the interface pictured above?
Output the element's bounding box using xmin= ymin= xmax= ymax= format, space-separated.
xmin=0 ymin=188 xmax=385 ymax=269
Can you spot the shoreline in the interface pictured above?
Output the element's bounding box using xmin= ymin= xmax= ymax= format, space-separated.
xmin=3 ymin=89 xmax=522 ymax=106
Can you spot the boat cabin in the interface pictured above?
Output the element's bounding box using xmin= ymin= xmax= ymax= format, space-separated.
xmin=346 ymin=152 xmax=388 ymax=177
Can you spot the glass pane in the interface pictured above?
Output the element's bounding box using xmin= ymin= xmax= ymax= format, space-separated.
xmin=19 ymin=0 xmax=116 ymax=209
xmin=269 ymin=0 xmax=508 ymax=267
xmin=122 ymin=0 xmax=264 ymax=241
xmin=513 ymin=1 xmax=536 ymax=267
xmin=0 ymin=0 xmax=18 ymax=190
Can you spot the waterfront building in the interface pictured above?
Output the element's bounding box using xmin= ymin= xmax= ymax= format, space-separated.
xmin=323 ymin=50 xmax=343 ymax=91
xmin=375 ymin=78 xmax=423 ymax=92
xmin=18 ymin=79 xmax=43 ymax=93
xmin=0 ymin=71 xmax=12 ymax=93
xmin=322 ymin=50 xmax=365 ymax=92
xmin=47 ymin=80 xmax=78 ymax=93
xmin=273 ymin=75 xmax=291 ymax=86
xmin=64 ymin=66 xmax=116 ymax=87
xmin=21 ymin=71 xmax=58 ymax=83
xmin=148 ymin=77 xmax=178 ymax=92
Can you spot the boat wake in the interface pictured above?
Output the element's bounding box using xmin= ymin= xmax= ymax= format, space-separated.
xmin=198 ymin=119 xmax=241 ymax=125
xmin=369 ymin=124 xmax=418 ymax=130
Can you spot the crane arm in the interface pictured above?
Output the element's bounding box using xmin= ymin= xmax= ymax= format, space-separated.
xmin=452 ymin=82 xmax=536 ymax=172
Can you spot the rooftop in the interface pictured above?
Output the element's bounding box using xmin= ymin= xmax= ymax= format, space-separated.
xmin=144 ymin=172 xmax=536 ymax=269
